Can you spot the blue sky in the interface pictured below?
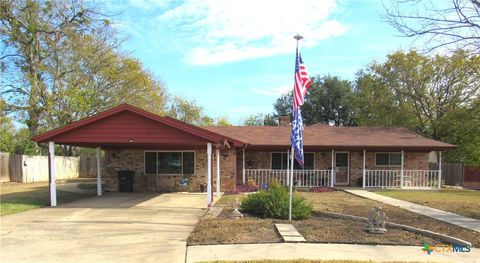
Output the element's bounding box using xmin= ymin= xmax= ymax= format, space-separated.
xmin=105 ymin=0 xmax=420 ymax=124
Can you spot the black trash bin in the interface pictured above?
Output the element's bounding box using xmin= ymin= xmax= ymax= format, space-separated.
xmin=118 ymin=170 xmax=134 ymax=192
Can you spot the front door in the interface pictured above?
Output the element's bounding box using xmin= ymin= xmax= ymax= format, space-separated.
xmin=335 ymin=152 xmax=349 ymax=185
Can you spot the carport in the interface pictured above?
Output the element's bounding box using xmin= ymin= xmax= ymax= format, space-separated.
xmin=32 ymin=104 xmax=243 ymax=207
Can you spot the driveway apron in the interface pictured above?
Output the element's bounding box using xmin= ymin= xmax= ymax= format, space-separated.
xmin=1 ymin=192 xmax=206 ymax=263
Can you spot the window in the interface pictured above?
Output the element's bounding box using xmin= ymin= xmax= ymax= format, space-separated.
xmin=375 ymin=152 xmax=401 ymax=166
xmin=144 ymin=151 xmax=195 ymax=174
xmin=271 ymin=152 xmax=314 ymax=170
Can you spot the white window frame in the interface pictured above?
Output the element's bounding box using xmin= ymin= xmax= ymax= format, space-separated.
xmin=144 ymin=150 xmax=196 ymax=175
xmin=270 ymin=152 xmax=315 ymax=170
xmin=375 ymin=152 xmax=402 ymax=167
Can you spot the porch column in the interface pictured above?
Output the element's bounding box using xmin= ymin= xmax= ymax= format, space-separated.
xmin=362 ymin=150 xmax=366 ymax=189
xmin=400 ymin=150 xmax=404 ymax=189
xmin=331 ymin=149 xmax=335 ymax=187
xmin=96 ymin=147 xmax=102 ymax=196
xmin=242 ymin=148 xmax=245 ymax=184
xmin=207 ymin=143 xmax=212 ymax=206
xmin=216 ymin=148 xmax=220 ymax=196
xmin=48 ymin=142 xmax=57 ymax=207
xmin=438 ymin=151 xmax=442 ymax=190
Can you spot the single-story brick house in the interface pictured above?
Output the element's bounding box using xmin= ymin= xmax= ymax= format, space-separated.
xmin=33 ymin=104 xmax=455 ymax=206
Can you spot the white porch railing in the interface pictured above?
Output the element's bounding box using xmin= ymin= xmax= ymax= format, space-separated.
xmin=245 ymin=169 xmax=332 ymax=187
xmin=364 ymin=170 xmax=440 ymax=189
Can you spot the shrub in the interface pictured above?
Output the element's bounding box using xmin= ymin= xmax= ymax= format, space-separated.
xmin=240 ymin=183 xmax=312 ymax=220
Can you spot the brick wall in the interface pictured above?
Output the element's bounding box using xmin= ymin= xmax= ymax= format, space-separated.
xmin=103 ymin=148 xmax=236 ymax=192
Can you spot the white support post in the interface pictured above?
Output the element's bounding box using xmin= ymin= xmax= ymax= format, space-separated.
xmin=242 ymin=148 xmax=245 ymax=184
xmin=362 ymin=150 xmax=366 ymax=189
xmin=48 ymin=142 xmax=57 ymax=207
xmin=331 ymin=149 xmax=335 ymax=187
xmin=207 ymin=143 xmax=212 ymax=206
xmin=96 ymin=147 xmax=102 ymax=196
xmin=216 ymin=148 xmax=220 ymax=197
xmin=438 ymin=151 xmax=442 ymax=190
xmin=400 ymin=150 xmax=404 ymax=189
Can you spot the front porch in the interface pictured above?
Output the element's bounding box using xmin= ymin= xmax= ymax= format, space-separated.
xmin=240 ymin=150 xmax=443 ymax=190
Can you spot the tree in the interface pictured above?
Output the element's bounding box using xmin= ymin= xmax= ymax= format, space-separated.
xmin=272 ymin=75 xmax=355 ymax=126
xmin=1 ymin=0 xmax=111 ymax=136
xmin=354 ymin=49 xmax=480 ymax=164
xmin=0 ymin=100 xmax=16 ymax=153
xmin=1 ymin=0 xmax=169 ymax=155
xmin=353 ymin=70 xmax=417 ymax=128
xmin=384 ymin=0 xmax=480 ymax=53
xmin=242 ymin=113 xmax=277 ymax=126
xmin=167 ymin=96 xmax=229 ymax=126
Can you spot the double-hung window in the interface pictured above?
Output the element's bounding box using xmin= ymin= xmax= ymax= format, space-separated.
xmin=271 ymin=152 xmax=314 ymax=170
xmin=375 ymin=152 xmax=401 ymax=166
xmin=144 ymin=151 xmax=195 ymax=174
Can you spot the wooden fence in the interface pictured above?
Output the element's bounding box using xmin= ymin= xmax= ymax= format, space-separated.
xmin=0 ymin=153 xmax=100 ymax=183
xmin=464 ymin=165 xmax=480 ymax=189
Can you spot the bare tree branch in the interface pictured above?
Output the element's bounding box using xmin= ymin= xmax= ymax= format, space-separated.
xmin=383 ymin=0 xmax=480 ymax=54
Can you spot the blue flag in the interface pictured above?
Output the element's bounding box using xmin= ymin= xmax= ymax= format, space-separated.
xmin=291 ymin=107 xmax=304 ymax=166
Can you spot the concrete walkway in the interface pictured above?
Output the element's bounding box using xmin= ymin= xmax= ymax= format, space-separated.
xmin=186 ymin=243 xmax=479 ymax=263
xmin=1 ymin=193 xmax=206 ymax=263
xmin=57 ymin=182 xmax=97 ymax=194
xmin=344 ymin=189 xmax=480 ymax=233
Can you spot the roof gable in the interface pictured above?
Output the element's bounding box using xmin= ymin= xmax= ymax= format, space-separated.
xmin=33 ymin=104 xmax=242 ymax=147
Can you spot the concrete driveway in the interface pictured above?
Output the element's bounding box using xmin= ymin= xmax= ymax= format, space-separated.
xmin=1 ymin=193 xmax=206 ymax=263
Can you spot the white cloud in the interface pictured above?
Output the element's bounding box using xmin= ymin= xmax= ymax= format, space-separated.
xmin=155 ymin=0 xmax=347 ymax=65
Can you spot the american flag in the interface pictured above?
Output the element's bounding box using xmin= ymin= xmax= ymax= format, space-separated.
xmin=291 ymin=47 xmax=311 ymax=166
xmin=293 ymin=47 xmax=312 ymax=109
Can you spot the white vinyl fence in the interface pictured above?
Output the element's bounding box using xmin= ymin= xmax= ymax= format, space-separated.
xmin=245 ymin=169 xmax=332 ymax=187
xmin=0 ymin=152 xmax=99 ymax=183
xmin=364 ymin=169 xmax=439 ymax=189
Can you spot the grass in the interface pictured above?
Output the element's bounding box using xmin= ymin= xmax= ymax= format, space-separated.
xmin=373 ymin=189 xmax=480 ymax=219
xmin=298 ymin=191 xmax=480 ymax=247
xmin=188 ymin=190 xmax=480 ymax=247
xmin=0 ymin=181 xmax=95 ymax=216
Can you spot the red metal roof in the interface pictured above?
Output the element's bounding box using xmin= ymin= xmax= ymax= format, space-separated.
xmin=32 ymin=104 xmax=243 ymax=148
xmin=204 ymin=125 xmax=456 ymax=151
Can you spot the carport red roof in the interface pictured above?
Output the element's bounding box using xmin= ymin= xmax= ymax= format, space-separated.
xmin=32 ymin=104 xmax=243 ymax=148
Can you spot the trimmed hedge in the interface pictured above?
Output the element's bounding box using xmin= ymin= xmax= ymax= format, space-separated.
xmin=240 ymin=183 xmax=312 ymax=220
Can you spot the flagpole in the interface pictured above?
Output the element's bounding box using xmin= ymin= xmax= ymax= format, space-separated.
xmin=289 ymin=34 xmax=303 ymax=221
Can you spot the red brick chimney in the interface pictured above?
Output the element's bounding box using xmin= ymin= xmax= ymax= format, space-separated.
xmin=279 ymin=115 xmax=290 ymax=127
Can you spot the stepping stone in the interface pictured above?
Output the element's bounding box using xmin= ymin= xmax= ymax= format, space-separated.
xmin=275 ymin=223 xmax=306 ymax=242
xmin=206 ymin=205 xmax=224 ymax=218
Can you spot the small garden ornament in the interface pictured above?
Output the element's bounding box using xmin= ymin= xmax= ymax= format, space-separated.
xmin=229 ymin=197 xmax=243 ymax=219
xmin=364 ymin=207 xmax=387 ymax=234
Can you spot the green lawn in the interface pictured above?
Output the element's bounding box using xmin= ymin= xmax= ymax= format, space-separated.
xmin=0 ymin=182 xmax=95 ymax=216
xmin=374 ymin=189 xmax=480 ymax=219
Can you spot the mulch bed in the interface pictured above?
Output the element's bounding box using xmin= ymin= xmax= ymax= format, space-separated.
xmin=187 ymin=191 xmax=480 ymax=247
